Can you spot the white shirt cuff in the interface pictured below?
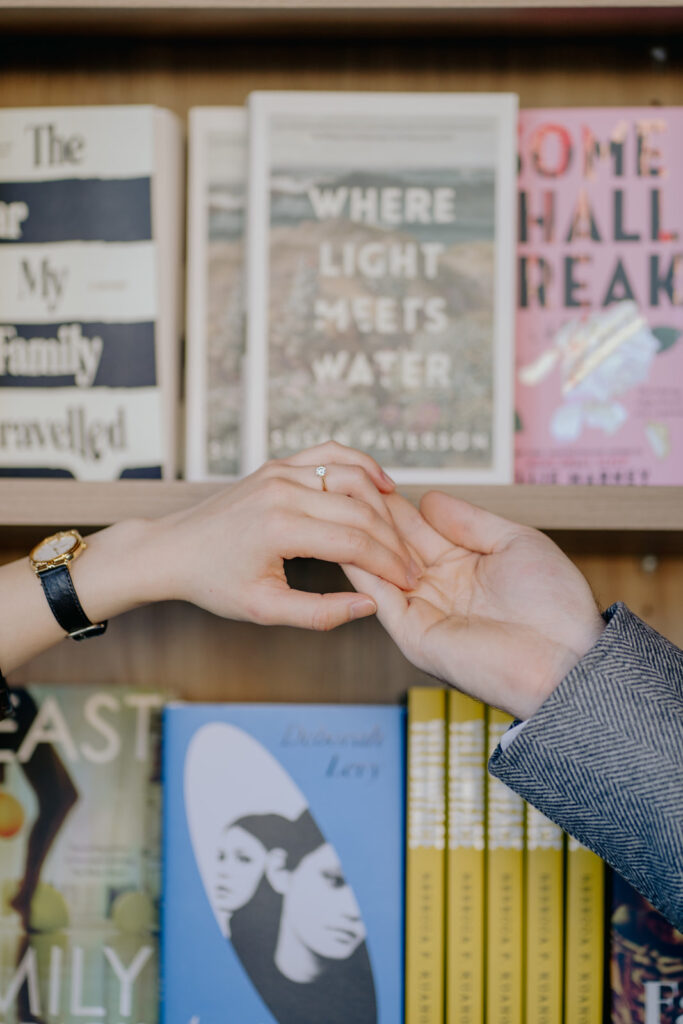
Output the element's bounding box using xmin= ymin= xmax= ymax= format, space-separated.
xmin=499 ymin=719 xmax=528 ymax=752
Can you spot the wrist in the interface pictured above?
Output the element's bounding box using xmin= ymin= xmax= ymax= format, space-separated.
xmin=526 ymin=612 xmax=607 ymax=719
xmin=69 ymin=516 xmax=167 ymax=621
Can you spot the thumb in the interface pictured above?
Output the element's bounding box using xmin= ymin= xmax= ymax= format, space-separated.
xmin=261 ymin=589 xmax=377 ymax=631
xmin=420 ymin=491 xmax=524 ymax=555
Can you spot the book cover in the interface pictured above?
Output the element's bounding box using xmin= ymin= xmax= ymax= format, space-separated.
xmin=246 ymin=90 xmax=517 ymax=483
xmin=0 ymin=684 xmax=163 ymax=1024
xmin=162 ymin=702 xmax=405 ymax=1024
xmin=405 ymin=686 xmax=446 ymax=1024
xmin=564 ymin=837 xmax=605 ymax=1024
xmin=0 ymin=105 xmax=183 ymax=479
xmin=486 ymin=708 xmax=524 ymax=1024
xmin=610 ymin=871 xmax=683 ymax=1024
xmin=445 ymin=690 xmax=485 ymax=1024
xmin=516 ymin=107 xmax=683 ymax=485
xmin=524 ymin=805 xmax=564 ymax=1024
xmin=185 ymin=107 xmax=247 ymax=480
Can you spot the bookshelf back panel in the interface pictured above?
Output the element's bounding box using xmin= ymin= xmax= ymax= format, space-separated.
xmin=1 ymin=32 xmax=681 ymax=115
xmin=4 ymin=542 xmax=682 ymax=699
xmin=1 ymin=23 xmax=682 ymax=700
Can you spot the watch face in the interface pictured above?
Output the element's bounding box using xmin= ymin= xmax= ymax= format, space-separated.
xmin=32 ymin=532 xmax=79 ymax=563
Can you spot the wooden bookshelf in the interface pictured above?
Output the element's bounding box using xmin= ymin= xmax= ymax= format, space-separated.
xmin=0 ymin=3 xmax=681 ymax=46
xmin=1 ymin=480 xmax=682 ymax=531
xmin=1 ymin=1 xmax=682 ymax=692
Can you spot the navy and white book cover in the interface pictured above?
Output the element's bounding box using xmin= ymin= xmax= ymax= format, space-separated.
xmin=162 ymin=703 xmax=405 ymax=1024
xmin=0 ymin=106 xmax=181 ymax=479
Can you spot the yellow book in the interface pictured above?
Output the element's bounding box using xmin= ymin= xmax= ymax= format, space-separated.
xmin=486 ymin=707 xmax=524 ymax=1024
xmin=564 ymin=837 xmax=605 ymax=1024
xmin=446 ymin=689 xmax=485 ymax=1024
xmin=524 ymin=805 xmax=564 ymax=1024
xmin=405 ymin=686 xmax=447 ymax=1024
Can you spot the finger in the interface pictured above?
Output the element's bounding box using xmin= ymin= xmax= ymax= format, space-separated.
xmin=257 ymin=588 xmax=377 ymax=631
xmin=278 ymin=514 xmax=415 ymax=591
xmin=384 ymin=492 xmax=453 ymax=565
xmin=281 ymin=441 xmax=395 ymax=493
xmin=343 ymin=563 xmax=409 ymax=632
xmin=268 ymin=462 xmax=395 ymax=528
xmin=292 ymin=486 xmax=419 ymax=585
xmin=420 ymin=491 xmax=524 ymax=555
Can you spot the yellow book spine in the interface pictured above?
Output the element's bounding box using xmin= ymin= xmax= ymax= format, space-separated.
xmin=524 ymin=806 xmax=564 ymax=1024
xmin=405 ymin=686 xmax=446 ymax=1024
xmin=446 ymin=689 xmax=485 ymax=1024
xmin=564 ymin=837 xmax=605 ymax=1024
xmin=486 ymin=708 xmax=524 ymax=1024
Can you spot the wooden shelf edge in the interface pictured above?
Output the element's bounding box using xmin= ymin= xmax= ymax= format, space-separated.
xmin=1 ymin=1 xmax=681 ymax=36
xmin=2 ymin=0 xmax=682 ymax=9
xmin=2 ymin=480 xmax=682 ymax=531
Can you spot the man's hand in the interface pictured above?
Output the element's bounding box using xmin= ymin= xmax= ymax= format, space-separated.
xmin=345 ymin=491 xmax=606 ymax=719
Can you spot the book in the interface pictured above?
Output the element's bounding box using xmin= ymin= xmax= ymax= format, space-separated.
xmin=185 ymin=107 xmax=247 ymax=480
xmin=445 ymin=690 xmax=485 ymax=1024
xmin=516 ymin=107 xmax=683 ymax=485
xmin=524 ymin=806 xmax=564 ymax=1024
xmin=610 ymin=871 xmax=683 ymax=1024
xmin=0 ymin=105 xmax=183 ymax=480
xmin=486 ymin=708 xmax=524 ymax=1024
xmin=162 ymin=702 xmax=405 ymax=1024
xmin=564 ymin=837 xmax=605 ymax=1024
xmin=245 ymin=90 xmax=517 ymax=483
xmin=0 ymin=684 xmax=163 ymax=1024
xmin=405 ymin=686 xmax=446 ymax=1024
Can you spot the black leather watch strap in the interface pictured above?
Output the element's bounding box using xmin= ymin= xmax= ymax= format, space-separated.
xmin=0 ymin=666 xmax=13 ymax=720
xmin=38 ymin=565 xmax=107 ymax=641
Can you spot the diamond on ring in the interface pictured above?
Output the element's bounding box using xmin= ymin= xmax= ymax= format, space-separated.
xmin=315 ymin=465 xmax=328 ymax=491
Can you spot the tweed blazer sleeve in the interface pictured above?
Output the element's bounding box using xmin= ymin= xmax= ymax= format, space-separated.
xmin=488 ymin=602 xmax=683 ymax=932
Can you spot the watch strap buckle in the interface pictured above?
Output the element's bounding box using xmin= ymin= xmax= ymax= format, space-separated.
xmin=69 ymin=621 xmax=108 ymax=641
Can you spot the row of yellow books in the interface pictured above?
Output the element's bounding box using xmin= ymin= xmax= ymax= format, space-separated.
xmin=405 ymin=686 xmax=605 ymax=1024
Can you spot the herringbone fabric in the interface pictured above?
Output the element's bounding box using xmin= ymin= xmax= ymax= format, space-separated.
xmin=489 ymin=602 xmax=683 ymax=932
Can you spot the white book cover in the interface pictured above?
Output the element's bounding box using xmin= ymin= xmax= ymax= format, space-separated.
xmin=245 ymin=91 xmax=517 ymax=483
xmin=186 ymin=107 xmax=247 ymax=480
xmin=0 ymin=105 xmax=183 ymax=480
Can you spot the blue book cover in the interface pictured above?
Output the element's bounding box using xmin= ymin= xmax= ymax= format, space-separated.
xmin=162 ymin=703 xmax=405 ymax=1024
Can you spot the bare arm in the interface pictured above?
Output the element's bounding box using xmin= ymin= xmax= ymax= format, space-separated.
xmin=0 ymin=442 xmax=418 ymax=674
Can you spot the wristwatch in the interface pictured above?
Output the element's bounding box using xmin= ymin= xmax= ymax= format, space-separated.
xmin=29 ymin=530 xmax=108 ymax=641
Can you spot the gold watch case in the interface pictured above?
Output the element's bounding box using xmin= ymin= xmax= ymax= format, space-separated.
xmin=29 ymin=529 xmax=88 ymax=575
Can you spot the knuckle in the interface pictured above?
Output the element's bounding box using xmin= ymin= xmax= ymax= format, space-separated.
xmin=261 ymin=475 xmax=290 ymax=505
xmin=264 ymin=508 xmax=292 ymax=539
xmin=244 ymin=598 xmax=273 ymax=626
xmin=353 ymin=500 xmax=376 ymax=530
xmin=348 ymin=464 xmax=370 ymax=488
xmin=310 ymin=604 xmax=334 ymax=632
xmin=344 ymin=526 xmax=370 ymax=557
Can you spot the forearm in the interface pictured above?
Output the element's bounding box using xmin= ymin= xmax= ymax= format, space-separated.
xmin=489 ymin=603 xmax=683 ymax=931
xmin=0 ymin=517 xmax=164 ymax=673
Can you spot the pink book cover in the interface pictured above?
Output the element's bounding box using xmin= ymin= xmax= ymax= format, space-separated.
xmin=516 ymin=108 xmax=683 ymax=485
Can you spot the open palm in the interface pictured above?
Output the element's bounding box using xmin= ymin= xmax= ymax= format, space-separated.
xmin=345 ymin=491 xmax=605 ymax=719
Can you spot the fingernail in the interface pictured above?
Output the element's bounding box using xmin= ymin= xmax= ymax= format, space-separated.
xmin=350 ymin=598 xmax=376 ymax=620
xmin=381 ymin=470 xmax=395 ymax=488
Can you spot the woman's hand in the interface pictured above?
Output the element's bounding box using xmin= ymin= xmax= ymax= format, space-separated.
xmin=142 ymin=442 xmax=419 ymax=631
xmin=2 ymin=443 xmax=418 ymax=674
xmin=344 ymin=491 xmax=606 ymax=719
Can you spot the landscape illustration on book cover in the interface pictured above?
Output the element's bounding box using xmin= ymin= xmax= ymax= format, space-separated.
xmin=516 ymin=107 xmax=683 ymax=485
xmin=247 ymin=92 xmax=516 ymax=483
xmin=0 ymin=685 xmax=162 ymax=1024
xmin=163 ymin=703 xmax=404 ymax=1024
xmin=186 ymin=108 xmax=246 ymax=479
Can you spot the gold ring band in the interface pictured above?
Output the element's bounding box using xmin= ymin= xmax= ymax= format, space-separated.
xmin=315 ymin=465 xmax=328 ymax=491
